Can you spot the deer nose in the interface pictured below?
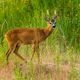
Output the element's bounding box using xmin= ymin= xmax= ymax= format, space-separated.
xmin=52 ymin=22 xmax=56 ymax=28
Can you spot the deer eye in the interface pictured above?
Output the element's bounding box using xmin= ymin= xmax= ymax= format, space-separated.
xmin=49 ymin=22 xmax=52 ymax=24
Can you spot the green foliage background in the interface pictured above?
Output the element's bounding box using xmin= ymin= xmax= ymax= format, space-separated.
xmin=0 ymin=0 xmax=80 ymax=52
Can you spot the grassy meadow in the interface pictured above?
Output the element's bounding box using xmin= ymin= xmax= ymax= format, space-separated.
xmin=0 ymin=0 xmax=80 ymax=80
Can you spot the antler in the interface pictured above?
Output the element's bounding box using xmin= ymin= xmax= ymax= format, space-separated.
xmin=45 ymin=16 xmax=50 ymax=21
xmin=53 ymin=15 xmax=57 ymax=20
xmin=51 ymin=15 xmax=57 ymax=23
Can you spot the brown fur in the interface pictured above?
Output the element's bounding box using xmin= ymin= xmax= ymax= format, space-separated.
xmin=5 ymin=21 xmax=54 ymax=63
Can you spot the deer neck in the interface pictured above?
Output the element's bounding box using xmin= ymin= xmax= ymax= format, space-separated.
xmin=44 ymin=25 xmax=53 ymax=37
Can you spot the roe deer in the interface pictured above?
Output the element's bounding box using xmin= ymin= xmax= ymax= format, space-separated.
xmin=5 ymin=15 xmax=57 ymax=63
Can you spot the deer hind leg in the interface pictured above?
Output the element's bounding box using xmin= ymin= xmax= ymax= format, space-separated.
xmin=6 ymin=49 xmax=11 ymax=63
xmin=6 ymin=41 xmax=20 ymax=63
xmin=6 ymin=48 xmax=10 ymax=62
xmin=13 ymin=42 xmax=27 ymax=63
xmin=6 ymin=44 xmax=16 ymax=64
xmin=6 ymin=49 xmax=10 ymax=56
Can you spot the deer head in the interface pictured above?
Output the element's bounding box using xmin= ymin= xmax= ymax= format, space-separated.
xmin=45 ymin=15 xmax=57 ymax=28
xmin=51 ymin=15 xmax=57 ymax=28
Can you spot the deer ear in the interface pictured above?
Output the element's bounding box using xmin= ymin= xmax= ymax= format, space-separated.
xmin=45 ymin=16 xmax=50 ymax=22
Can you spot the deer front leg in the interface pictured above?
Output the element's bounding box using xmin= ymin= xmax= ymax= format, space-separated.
xmin=30 ymin=44 xmax=35 ymax=61
xmin=36 ymin=45 xmax=41 ymax=64
xmin=31 ymin=43 xmax=40 ymax=63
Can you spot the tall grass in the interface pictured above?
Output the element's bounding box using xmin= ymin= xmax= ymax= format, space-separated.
xmin=0 ymin=0 xmax=79 ymax=51
xmin=0 ymin=0 xmax=80 ymax=80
